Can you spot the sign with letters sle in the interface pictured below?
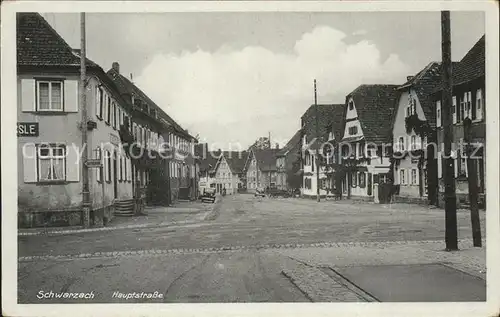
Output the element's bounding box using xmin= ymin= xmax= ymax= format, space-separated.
xmin=17 ymin=122 xmax=39 ymax=137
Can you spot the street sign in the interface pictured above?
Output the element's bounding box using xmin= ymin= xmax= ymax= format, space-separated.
xmin=85 ymin=159 xmax=102 ymax=168
xmin=17 ymin=122 xmax=39 ymax=137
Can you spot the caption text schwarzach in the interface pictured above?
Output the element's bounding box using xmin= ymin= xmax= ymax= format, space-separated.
xmin=37 ymin=290 xmax=164 ymax=300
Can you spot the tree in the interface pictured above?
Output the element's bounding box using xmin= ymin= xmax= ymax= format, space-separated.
xmin=249 ymin=137 xmax=271 ymax=150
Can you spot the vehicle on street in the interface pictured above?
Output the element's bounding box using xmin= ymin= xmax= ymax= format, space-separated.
xmin=254 ymin=187 xmax=266 ymax=197
xmin=201 ymin=188 xmax=216 ymax=203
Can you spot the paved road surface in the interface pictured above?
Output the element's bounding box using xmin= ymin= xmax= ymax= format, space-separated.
xmin=18 ymin=194 xmax=486 ymax=303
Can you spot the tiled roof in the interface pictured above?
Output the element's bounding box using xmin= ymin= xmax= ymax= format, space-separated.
xmin=453 ymin=35 xmax=485 ymax=86
xmin=277 ymin=129 xmax=302 ymax=157
xmin=397 ymin=62 xmax=443 ymax=128
xmin=346 ymin=84 xmax=400 ymax=143
xmin=17 ymin=13 xmax=97 ymax=68
xmin=107 ymin=68 xmax=195 ymax=140
xmin=432 ymin=35 xmax=485 ymax=94
xmin=254 ymin=148 xmax=280 ymax=172
xmin=302 ymin=104 xmax=344 ymax=145
xmin=223 ymin=151 xmax=248 ymax=174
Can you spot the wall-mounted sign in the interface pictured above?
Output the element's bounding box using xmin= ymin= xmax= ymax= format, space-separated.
xmin=17 ymin=122 xmax=39 ymax=137
xmin=85 ymin=159 xmax=103 ymax=168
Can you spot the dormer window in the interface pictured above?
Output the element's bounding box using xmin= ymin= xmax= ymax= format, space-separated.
xmin=150 ymin=108 xmax=157 ymax=118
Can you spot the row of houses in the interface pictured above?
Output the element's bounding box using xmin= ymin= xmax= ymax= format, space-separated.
xmin=17 ymin=13 xmax=199 ymax=228
xmin=291 ymin=34 xmax=486 ymax=207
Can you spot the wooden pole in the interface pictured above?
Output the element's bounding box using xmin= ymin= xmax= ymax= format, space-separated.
xmin=463 ymin=119 xmax=482 ymax=247
xmin=441 ymin=11 xmax=458 ymax=250
xmin=80 ymin=12 xmax=91 ymax=227
xmin=314 ymin=79 xmax=320 ymax=202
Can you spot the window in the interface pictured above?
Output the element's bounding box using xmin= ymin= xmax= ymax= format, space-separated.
xmin=96 ymin=87 xmax=103 ymax=119
xmin=111 ymin=102 xmax=117 ymax=129
xmin=475 ymin=89 xmax=483 ymax=121
xmin=452 ymin=96 xmax=457 ymax=124
xmin=359 ymin=172 xmax=366 ymax=188
xmin=436 ymin=100 xmax=442 ymax=127
xmin=37 ymin=81 xmax=63 ymax=111
xmin=348 ymin=101 xmax=354 ymax=110
xmin=351 ymin=172 xmax=357 ymax=187
xmin=398 ymin=136 xmax=405 ymax=152
xmin=105 ymin=150 xmax=112 ymax=182
xmin=466 ymin=91 xmax=472 ymax=119
xmin=410 ymin=135 xmax=417 ymax=151
xmin=460 ymin=151 xmax=468 ymax=177
xmin=119 ymin=155 xmax=123 ymax=182
xmin=400 ymin=169 xmax=406 ymax=185
xmin=411 ymin=169 xmax=418 ymax=185
xmin=37 ymin=144 xmax=66 ymax=181
xmin=106 ymin=96 xmax=111 ymax=124
xmin=348 ymin=126 xmax=358 ymax=135
xmin=459 ymin=97 xmax=465 ymax=122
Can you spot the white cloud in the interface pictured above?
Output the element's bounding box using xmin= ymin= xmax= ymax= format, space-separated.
xmin=135 ymin=26 xmax=409 ymax=149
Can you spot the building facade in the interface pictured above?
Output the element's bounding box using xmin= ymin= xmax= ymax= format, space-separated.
xmin=340 ymin=85 xmax=399 ymax=199
xmin=245 ymin=148 xmax=279 ymax=192
xmin=17 ymin=13 xmax=134 ymax=227
xmin=391 ymin=62 xmax=442 ymax=203
xmin=433 ymin=35 xmax=486 ymax=208
xmin=213 ymin=151 xmax=248 ymax=194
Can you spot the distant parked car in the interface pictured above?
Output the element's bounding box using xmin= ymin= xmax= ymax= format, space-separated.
xmin=201 ymin=188 xmax=216 ymax=203
xmin=254 ymin=187 xmax=266 ymax=197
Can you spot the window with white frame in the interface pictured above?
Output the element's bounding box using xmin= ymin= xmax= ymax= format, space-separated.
xmin=398 ymin=136 xmax=405 ymax=152
xmin=400 ymin=169 xmax=406 ymax=185
xmin=106 ymin=96 xmax=111 ymax=124
xmin=96 ymin=86 xmax=104 ymax=119
xmin=411 ymin=168 xmax=418 ymax=185
xmin=37 ymin=80 xmax=63 ymax=111
xmin=37 ymin=144 xmax=66 ymax=181
xmin=475 ymin=89 xmax=483 ymax=121
xmin=410 ymin=135 xmax=417 ymax=151
xmin=436 ymin=100 xmax=442 ymax=127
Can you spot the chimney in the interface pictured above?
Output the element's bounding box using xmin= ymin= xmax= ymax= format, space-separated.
xmin=275 ymin=143 xmax=280 ymax=150
xmin=407 ymin=75 xmax=414 ymax=81
xmin=112 ymin=62 xmax=120 ymax=74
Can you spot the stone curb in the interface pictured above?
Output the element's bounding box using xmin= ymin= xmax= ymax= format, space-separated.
xmin=18 ymin=238 xmax=483 ymax=262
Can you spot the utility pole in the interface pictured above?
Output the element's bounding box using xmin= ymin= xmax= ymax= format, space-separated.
xmin=314 ymin=79 xmax=320 ymax=202
xmin=441 ymin=11 xmax=458 ymax=250
xmin=80 ymin=13 xmax=90 ymax=227
xmin=463 ymin=119 xmax=482 ymax=247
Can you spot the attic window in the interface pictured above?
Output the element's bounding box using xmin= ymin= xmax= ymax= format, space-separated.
xmin=348 ymin=101 xmax=354 ymax=110
xmin=348 ymin=126 xmax=358 ymax=135
xmin=150 ymin=108 xmax=157 ymax=118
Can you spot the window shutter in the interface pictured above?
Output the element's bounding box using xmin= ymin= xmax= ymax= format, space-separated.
xmin=452 ymin=96 xmax=457 ymax=124
xmin=436 ymin=101 xmax=442 ymax=127
xmin=64 ymin=80 xmax=79 ymax=112
xmin=21 ymin=79 xmax=36 ymax=112
xmin=66 ymin=145 xmax=80 ymax=182
xmin=415 ymin=169 xmax=420 ymax=185
xmin=437 ymin=154 xmax=442 ymax=179
xmin=22 ymin=143 xmax=38 ymax=182
xmin=476 ymin=89 xmax=483 ymax=121
xmin=453 ymin=157 xmax=458 ymax=178
xmin=464 ymin=157 xmax=469 ymax=177
xmin=95 ymin=86 xmax=100 ymax=118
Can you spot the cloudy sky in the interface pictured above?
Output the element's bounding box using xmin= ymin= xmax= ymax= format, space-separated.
xmin=43 ymin=11 xmax=484 ymax=149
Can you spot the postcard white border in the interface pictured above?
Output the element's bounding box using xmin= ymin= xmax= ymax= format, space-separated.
xmin=2 ymin=1 xmax=499 ymax=317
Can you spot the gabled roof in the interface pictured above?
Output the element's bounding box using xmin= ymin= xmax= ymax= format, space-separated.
xmin=345 ymin=84 xmax=400 ymax=143
xmin=17 ymin=13 xmax=98 ymax=68
xmin=277 ymin=130 xmax=302 ymax=157
xmin=253 ymin=148 xmax=280 ymax=172
xmin=301 ymin=104 xmax=344 ymax=145
xmin=215 ymin=151 xmax=248 ymax=174
xmin=107 ymin=68 xmax=195 ymax=140
xmin=453 ymin=35 xmax=485 ymax=86
xmin=397 ymin=62 xmax=444 ymax=128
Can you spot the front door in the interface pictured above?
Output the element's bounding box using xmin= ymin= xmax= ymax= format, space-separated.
xmin=113 ymin=155 xmax=118 ymax=199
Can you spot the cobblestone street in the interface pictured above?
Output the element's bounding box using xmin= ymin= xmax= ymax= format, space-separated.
xmin=18 ymin=195 xmax=486 ymax=303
